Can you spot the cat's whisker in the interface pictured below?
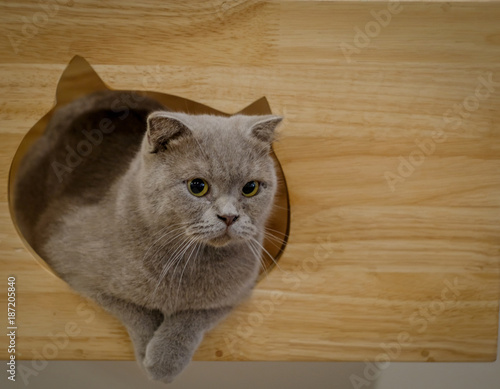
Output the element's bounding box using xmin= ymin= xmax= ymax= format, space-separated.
xmin=174 ymin=240 xmax=201 ymax=308
xmin=263 ymin=235 xmax=284 ymax=248
xmin=150 ymin=235 xmax=192 ymax=303
xmin=263 ymin=230 xmax=286 ymax=243
xmin=262 ymin=232 xmax=285 ymax=251
xmin=148 ymin=222 xmax=194 ymax=260
xmin=148 ymin=228 xmax=188 ymax=263
xmin=246 ymin=241 xmax=268 ymax=276
xmin=171 ymin=237 xmax=198 ymax=279
xmin=250 ymin=236 xmax=282 ymax=272
xmin=265 ymin=227 xmax=289 ymax=238
xmin=189 ymin=241 xmax=203 ymax=278
xmin=157 ymin=236 xmax=192 ymax=279
xmin=142 ymin=223 xmax=189 ymax=263
xmin=151 ymin=222 xmax=191 ymax=243
xmin=148 ymin=222 xmax=190 ymax=242
xmin=254 ymin=247 xmax=270 ymax=276
xmin=141 ymin=225 xmax=172 ymax=260
xmin=164 ymin=236 xmax=200 ymax=277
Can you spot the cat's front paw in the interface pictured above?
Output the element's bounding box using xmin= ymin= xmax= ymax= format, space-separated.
xmin=143 ymin=334 xmax=201 ymax=383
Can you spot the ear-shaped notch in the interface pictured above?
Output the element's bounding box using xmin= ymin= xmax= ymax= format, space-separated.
xmin=249 ymin=115 xmax=283 ymax=144
xmin=146 ymin=112 xmax=192 ymax=153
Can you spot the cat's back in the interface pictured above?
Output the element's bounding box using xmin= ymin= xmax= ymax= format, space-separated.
xmin=14 ymin=90 xmax=165 ymax=245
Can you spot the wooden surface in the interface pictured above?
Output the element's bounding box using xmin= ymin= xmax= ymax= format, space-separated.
xmin=1 ymin=0 xmax=499 ymax=363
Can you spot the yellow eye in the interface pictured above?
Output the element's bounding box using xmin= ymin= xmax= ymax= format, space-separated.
xmin=242 ymin=181 xmax=259 ymax=197
xmin=188 ymin=178 xmax=209 ymax=197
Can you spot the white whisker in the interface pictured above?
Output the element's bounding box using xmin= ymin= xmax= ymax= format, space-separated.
xmin=142 ymin=223 xmax=189 ymax=263
xmin=265 ymin=227 xmax=289 ymax=238
xmin=149 ymin=235 xmax=192 ymax=304
xmin=250 ymin=236 xmax=282 ymax=272
xmin=247 ymin=240 xmax=267 ymax=276
xmin=263 ymin=231 xmax=286 ymax=250
xmin=174 ymin=240 xmax=201 ymax=307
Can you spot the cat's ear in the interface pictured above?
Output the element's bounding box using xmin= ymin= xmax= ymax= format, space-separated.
xmin=146 ymin=112 xmax=192 ymax=153
xmin=249 ymin=115 xmax=283 ymax=144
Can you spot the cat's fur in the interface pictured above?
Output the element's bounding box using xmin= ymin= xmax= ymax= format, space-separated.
xmin=14 ymin=90 xmax=282 ymax=383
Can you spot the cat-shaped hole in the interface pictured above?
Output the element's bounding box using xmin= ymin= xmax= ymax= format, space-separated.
xmin=8 ymin=55 xmax=290 ymax=281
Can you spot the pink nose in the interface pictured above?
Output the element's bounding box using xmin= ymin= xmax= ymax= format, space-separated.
xmin=217 ymin=214 xmax=239 ymax=226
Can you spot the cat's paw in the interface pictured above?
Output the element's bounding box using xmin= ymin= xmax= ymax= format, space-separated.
xmin=142 ymin=334 xmax=201 ymax=383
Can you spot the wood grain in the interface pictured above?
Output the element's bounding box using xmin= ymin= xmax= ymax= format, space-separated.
xmin=0 ymin=0 xmax=499 ymax=363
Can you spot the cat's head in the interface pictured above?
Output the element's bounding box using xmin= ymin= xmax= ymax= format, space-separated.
xmin=139 ymin=112 xmax=282 ymax=248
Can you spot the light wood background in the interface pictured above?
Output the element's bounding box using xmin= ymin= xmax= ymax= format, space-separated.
xmin=1 ymin=0 xmax=499 ymax=363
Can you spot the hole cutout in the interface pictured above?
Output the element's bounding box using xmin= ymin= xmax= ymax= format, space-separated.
xmin=8 ymin=55 xmax=290 ymax=280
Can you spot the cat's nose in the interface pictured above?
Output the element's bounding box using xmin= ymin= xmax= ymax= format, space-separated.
xmin=217 ymin=214 xmax=239 ymax=227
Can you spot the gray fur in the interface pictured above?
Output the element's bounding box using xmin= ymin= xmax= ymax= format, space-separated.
xmin=14 ymin=90 xmax=282 ymax=383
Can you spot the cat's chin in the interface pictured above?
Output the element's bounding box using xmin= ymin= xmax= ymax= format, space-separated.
xmin=207 ymin=235 xmax=234 ymax=248
xmin=206 ymin=231 xmax=246 ymax=248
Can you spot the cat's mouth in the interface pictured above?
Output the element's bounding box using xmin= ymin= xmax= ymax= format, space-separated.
xmin=208 ymin=230 xmax=233 ymax=247
xmin=188 ymin=226 xmax=246 ymax=248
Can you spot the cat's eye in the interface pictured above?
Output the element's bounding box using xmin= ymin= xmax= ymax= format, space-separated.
xmin=242 ymin=181 xmax=259 ymax=197
xmin=188 ymin=178 xmax=209 ymax=197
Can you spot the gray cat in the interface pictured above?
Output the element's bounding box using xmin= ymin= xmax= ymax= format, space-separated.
xmin=14 ymin=90 xmax=282 ymax=383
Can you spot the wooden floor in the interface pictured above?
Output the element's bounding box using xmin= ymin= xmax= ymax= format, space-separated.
xmin=0 ymin=0 xmax=499 ymax=362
